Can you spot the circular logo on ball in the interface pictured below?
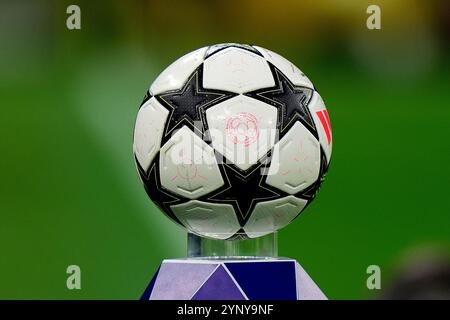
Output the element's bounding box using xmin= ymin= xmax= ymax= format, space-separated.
xmin=226 ymin=112 xmax=259 ymax=147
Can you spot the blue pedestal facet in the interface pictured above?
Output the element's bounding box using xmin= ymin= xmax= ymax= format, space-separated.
xmin=141 ymin=259 xmax=327 ymax=300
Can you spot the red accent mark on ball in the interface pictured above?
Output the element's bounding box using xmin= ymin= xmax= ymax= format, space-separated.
xmin=316 ymin=110 xmax=332 ymax=145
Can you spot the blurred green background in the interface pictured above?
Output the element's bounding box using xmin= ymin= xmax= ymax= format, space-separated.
xmin=0 ymin=0 xmax=449 ymax=299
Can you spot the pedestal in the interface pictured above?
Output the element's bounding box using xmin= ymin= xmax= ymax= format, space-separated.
xmin=142 ymin=258 xmax=326 ymax=300
xmin=141 ymin=233 xmax=326 ymax=300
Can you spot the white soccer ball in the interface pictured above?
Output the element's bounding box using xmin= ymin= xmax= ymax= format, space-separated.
xmin=133 ymin=43 xmax=332 ymax=240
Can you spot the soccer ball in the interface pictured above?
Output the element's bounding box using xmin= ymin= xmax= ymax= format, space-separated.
xmin=133 ymin=43 xmax=332 ymax=240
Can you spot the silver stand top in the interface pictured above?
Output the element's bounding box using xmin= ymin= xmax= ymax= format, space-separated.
xmin=187 ymin=232 xmax=278 ymax=259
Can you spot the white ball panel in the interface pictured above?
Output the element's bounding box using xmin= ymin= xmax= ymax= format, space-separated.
xmin=254 ymin=46 xmax=314 ymax=89
xmin=159 ymin=126 xmax=224 ymax=199
xmin=266 ymin=121 xmax=320 ymax=194
xmin=206 ymin=95 xmax=278 ymax=171
xmin=244 ymin=196 xmax=307 ymax=238
xmin=171 ymin=200 xmax=240 ymax=240
xmin=150 ymin=46 xmax=207 ymax=95
xmin=203 ymin=47 xmax=275 ymax=93
xmin=308 ymin=92 xmax=332 ymax=164
xmin=133 ymin=97 xmax=169 ymax=171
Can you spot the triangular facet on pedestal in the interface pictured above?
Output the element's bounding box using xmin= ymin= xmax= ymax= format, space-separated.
xmin=192 ymin=265 xmax=246 ymax=300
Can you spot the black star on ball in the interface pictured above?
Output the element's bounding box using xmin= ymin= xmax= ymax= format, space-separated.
xmin=135 ymin=156 xmax=186 ymax=225
xmin=156 ymin=66 xmax=236 ymax=138
xmin=246 ymin=64 xmax=317 ymax=139
xmin=204 ymin=163 xmax=281 ymax=224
